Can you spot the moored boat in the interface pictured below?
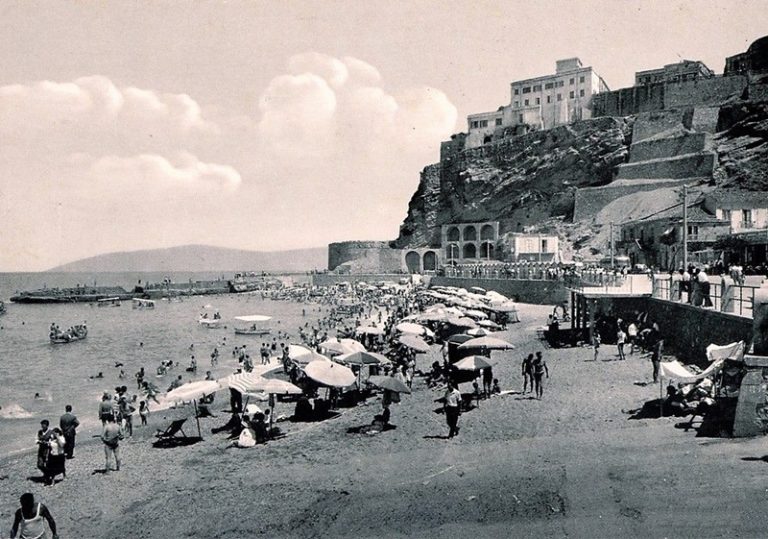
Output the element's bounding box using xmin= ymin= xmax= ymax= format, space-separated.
xmin=132 ymin=298 xmax=155 ymax=309
xmin=50 ymin=324 xmax=88 ymax=344
xmin=233 ymin=314 xmax=272 ymax=335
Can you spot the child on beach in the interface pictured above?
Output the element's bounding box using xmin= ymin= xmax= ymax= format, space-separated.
xmin=138 ymin=401 xmax=149 ymax=426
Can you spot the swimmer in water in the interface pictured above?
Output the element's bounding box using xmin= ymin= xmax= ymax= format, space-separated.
xmin=34 ymin=392 xmax=41 ymax=400
xmin=89 ymin=372 xmax=104 ymax=379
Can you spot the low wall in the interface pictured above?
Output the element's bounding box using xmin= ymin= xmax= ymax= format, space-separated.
xmin=616 ymin=151 xmax=715 ymax=180
xmin=629 ymin=132 xmax=707 ymax=162
xmin=430 ymin=276 xmax=568 ymax=305
xmin=573 ymin=179 xmax=687 ymax=221
xmin=590 ymin=296 xmax=752 ymax=365
xmin=311 ymin=274 xmax=410 ymax=287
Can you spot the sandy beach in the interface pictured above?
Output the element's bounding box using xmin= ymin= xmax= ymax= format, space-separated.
xmin=3 ymin=301 xmax=768 ymax=538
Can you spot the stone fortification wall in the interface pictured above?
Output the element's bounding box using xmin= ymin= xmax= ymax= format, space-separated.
xmin=691 ymin=106 xmax=721 ymax=133
xmin=632 ymin=110 xmax=690 ymax=142
xmin=592 ymin=296 xmax=752 ymax=365
xmin=327 ymin=241 xmax=404 ymax=273
xmin=628 ymin=132 xmax=707 ymax=162
xmin=430 ymin=276 xmax=568 ymax=305
xmin=572 ymin=180 xmax=688 ymax=221
xmin=616 ymin=152 xmax=715 ymax=180
xmin=591 ymin=76 xmax=748 ymax=119
xmin=664 ymin=76 xmax=747 ymax=108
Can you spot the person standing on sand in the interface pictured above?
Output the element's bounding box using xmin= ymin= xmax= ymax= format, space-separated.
xmin=616 ymin=327 xmax=627 ymax=361
xmin=101 ymin=416 xmax=122 ymax=472
xmin=482 ymin=366 xmax=493 ymax=398
xmin=98 ymin=392 xmax=113 ymax=425
xmin=592 ymin=329 xmax=601 ymax=361
xmin=443 ymin=382 xmax=462 ymax=438
xmin=35 ymin=420 xmax=53 ymax=475
xmin=651 ymin=335 xmax=664 ymax=383
xmin=531 ymin=352 xmax=549 ymax=399
xmin=522 ymin=354 xmax=533 ymax=393
xmin=9 ymin=493 xmax=58 ymax=539
xmin=59 ymin=405 xmax=79 ymax=459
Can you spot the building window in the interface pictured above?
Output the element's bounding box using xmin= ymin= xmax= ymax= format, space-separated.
xmin=514 ymin=88 xmax=519 ymax=95
xmin=569 ymin=91 xmax=574 ymax=99
xmin=579 ymin=89 xmax=585 ymax=97
xmin=580 ymin=75 xmax=585 ymax=83
xmin=479 ymin=120 xmax=488 ymax=128
xmin=524 ymin=99 xmax=529 ymax=106
xmin=743 ymin=209 xmax=753 ymax=227
xmin=569 ymin=78 xmax=574 ymax=85
xmin=471 ymin=121 xmax=478 ymax=128
xmin=557 ymin=94 xmax=562 ymax=101
xmin=558 ymin=81 xmax=564 ymax=87
xmin=514 ymin=101 xmax=519 ymax=107
xmin=546 ymin=95 xmax=551 ymax=103
xmin=687 ymin=225 xmax=699 ymax=239
xmin=495 ymin=118 xmax=502 ymax=126
xmin=535 ymin=97 xmax=540 ymax=105
xmin=722 ymin=209 xmax=732 ymax=222
xmin=541 ymin=239 xmax=548 ymax=252
xmin=522 ymin=86 xmax=531 ymax=94
xmin=544 ymin=82 xmax=554 ymax=89
xmin=533 ymin=84 xmax=541 ymax=91
xmin=518 ymin=114 xmax=523 ymax=122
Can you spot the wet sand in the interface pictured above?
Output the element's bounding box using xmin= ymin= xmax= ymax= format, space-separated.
xmin=2 ymin=302 xmax=768 ymax=538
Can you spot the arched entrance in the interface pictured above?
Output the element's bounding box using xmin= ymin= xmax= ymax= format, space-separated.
xmin=480 ymin=242 xmax=495 ymax=259
xmin=423 ymin=251 xmax=437 ymax=271
xmin=480 ymin=224 xmax=495 ymax=241
xmin=447 ymin=227 xmax=460 ymax=242
xmin=405 ymin=251 xmax=421 ymax=273
xmin=463 ymin=226 xmax=477 ymax=241
xmin=463 ymin=243 xmax=477 ymax=259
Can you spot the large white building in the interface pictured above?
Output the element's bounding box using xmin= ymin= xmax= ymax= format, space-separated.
xmin=466 ymin=58 xmax=610 ymax=148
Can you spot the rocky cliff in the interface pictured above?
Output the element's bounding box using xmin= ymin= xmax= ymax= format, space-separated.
xmin=714 ymin=100 xmax=768 ymax=189
xmin=395 ymin=117 xmax=632 ymax=248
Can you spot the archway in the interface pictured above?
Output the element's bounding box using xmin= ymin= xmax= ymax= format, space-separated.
xmin=445 ymin=243 xmax=459 ymax=261
xmin=405 ymin=251 xmax=421 ymax=273
xmin=480 ymin=224 xmax=495 ymax=241
xmin=447 ymin=227 xmax=460 ymax=242
xmin=480 ymin=242 xmax=495 ymax=259
xmin=463 ymin=226 xmax=477 ymax=241
xmin=423 ymin=251 xmax=437 ymax=271
xmin=463 ymin=243 xmax=477 ymax=259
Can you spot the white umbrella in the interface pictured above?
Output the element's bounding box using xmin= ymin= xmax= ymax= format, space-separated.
xmin=356 ymin=326 xmax=385 ymax=336
xmin=398 ymin=335 xmax=431 ymax=353
xmin=478 ymin=320 xmax=502 ymax=329
xmin=454 ymin=355 xmax=493 ymax=371
xmin=447 ymin=317 xmax=478 ymax=328
xmin=336 ymin=351 xmax=390 ymax=366
xmin=220 ymin=372 xmax=265 ymax=393
xmin=463 ymin=309 xmax=489 ymax=320
xmin=458 ymin=336 xmax=515 ymax=350
xmin=304 ymin=360 xmax=356 ymax=387
xmin=396 ymin=322 xmax=428 ymax=335
xmin=467 ymin=328 xmax=494 ymax=337
xmin=253 ymin=378 xmax=303 ymax=395
xmin=288 ymin=344 xmax=331 ymax=366
xmin=166 ymin=380 xmax=221 ymax=402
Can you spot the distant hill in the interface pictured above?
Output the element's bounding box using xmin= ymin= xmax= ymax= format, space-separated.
xmin=48 ymin=244 xmax=328 ymax=273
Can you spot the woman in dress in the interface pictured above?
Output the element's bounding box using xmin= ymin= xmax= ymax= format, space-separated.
xmin=44 ymin=428 xmax=66 ymax=486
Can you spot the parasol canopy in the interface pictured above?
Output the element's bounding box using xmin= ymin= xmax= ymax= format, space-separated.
xmin=454 ymin=355 xmax=493 ymax=371
xmin=304 ymin=360 xmax=356 ymax=387
xmin=356 ymin=326 xmax=385 ymax=336
xmin=477 ymin=320 xmax=502 ymax=329
xmin=398 ymin=335 xmax=431 ymax=353
xmin=467 ymin=328 xmax=493 ymax=337
xmin=463 ymin=309 xmax=489 ymax=320
xmin=252 ymin=378 xmax=303 ymax=395
xmin=320 ymin=339 xmax=365 ymax=356
xmin=336 ymin=351 xmax=390 ymax=366
xmin=288 ymin=344 xmax=331 ymax=366
xmin=219 ymin=372 xmax=266 ymax=393
xmin=368 ymin=375 xmax=411 ymax=394
xmin=395 ymin=322 xmax=429 ymax=335
xmin=458 ymin=336 xmax=515 ymax=350
xmin=447 ymin=317 xmax=478 ymax=328
xmin=166 ymin=380 xmax=221 ymax=402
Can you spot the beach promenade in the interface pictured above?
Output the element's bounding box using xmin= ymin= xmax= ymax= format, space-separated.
xmin=3 ymin=302 xmax=768 ymax=538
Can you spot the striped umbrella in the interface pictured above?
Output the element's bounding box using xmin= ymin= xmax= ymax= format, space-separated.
xmin=219 ymin=372 xmax=265 ymax=393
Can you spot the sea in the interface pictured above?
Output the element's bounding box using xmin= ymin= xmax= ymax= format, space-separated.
xmin=0 ymin=271 xmax=313 ymax=457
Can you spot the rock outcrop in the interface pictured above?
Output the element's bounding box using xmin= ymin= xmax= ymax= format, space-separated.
xmin=395 ymin=117 xmax=632 ymax=248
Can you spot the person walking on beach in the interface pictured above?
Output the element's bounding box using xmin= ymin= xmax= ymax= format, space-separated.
xmin=531 ymin=352 xmax=549 ymax=399
xmin=59 ymin=405 xmax=79 ymax=459
xmin=443 ymin=382 xmax=462 ymax=438
xmin=9 ymin=493 xmax=58 ymax=539
xmin=138 ymin=400 xmax=149 ymax=426
xmin=616 ymin=327 xmax=627 ymax=361
xmin=101 ymin=416 xmax=122 ymax=472
xmin=43 ymin=428 xmax=66 ymax=486
xmin=35 ymin=420 xmax=53 ymax=476
xmin=592 ymin=329 xmax=601 ymax=361
xmin=651 ymin=336 xmax=664 ymax=383
xmin=627 ymin=321 xmax=638 ymax=355
xmin=99 ymin=392 xmax=113 ymax=425
xmin=483 ymin=366 xmax=493 ymax=398
xmin=522 ymin=354 xmax=533 ymax=393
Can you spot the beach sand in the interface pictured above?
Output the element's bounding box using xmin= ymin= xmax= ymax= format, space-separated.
xmin=3 ymin=301 xmax=768 ymax=538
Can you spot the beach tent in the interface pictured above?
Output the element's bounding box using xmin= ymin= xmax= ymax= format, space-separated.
xmin=705 ymin=341 xmax=745 ymax=363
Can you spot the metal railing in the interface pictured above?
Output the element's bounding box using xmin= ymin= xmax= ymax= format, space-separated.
xmin=652 ymin=276 xmax=758 ymax=318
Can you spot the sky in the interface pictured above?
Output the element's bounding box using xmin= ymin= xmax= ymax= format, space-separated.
xmin=0 ymin=0 xmax=765 ymax=271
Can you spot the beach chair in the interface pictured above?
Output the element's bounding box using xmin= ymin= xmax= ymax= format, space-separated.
xmin=155 ymin=418 xmax=189 ymax=441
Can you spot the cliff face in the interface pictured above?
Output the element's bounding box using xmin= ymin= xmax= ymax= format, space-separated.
xmin=715 ymin=100 xmax=768 ymax=189
xmin=395 ymin=117 xmax=632 ymax=248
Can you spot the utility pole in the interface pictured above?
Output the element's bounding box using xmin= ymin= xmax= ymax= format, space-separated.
xmin=683 ymin=185 xmax=688 ymax=269
xmin=610 ymin=222 xmax=615 ymax=268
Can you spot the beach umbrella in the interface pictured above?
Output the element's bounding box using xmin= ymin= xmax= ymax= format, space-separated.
xmin=368 ymin=375 xmax=411 ymax=394
xmin=463 ymin=309 xmax=489 ymax=320
xmin=320 ymin=339 xmax=359 ymax=356
xmin=396 ymin=322 xmax=429 ymax=335
xmin=166 ymin=380 xmax=221 ymax=402
xmin=488 ymin=303 xmax=518 ymax=313
xmin=477 ymin=320 xmax=502 ymax=329
xmin=288 ymin=344 xmax=331 ymax=366
xmin=447 ymin=317 xmax=478 ymax=328
xmin=467 ymin=328 xmax=493 ymax=337
xmin=469 ymin=287 xmax=487 ymax=294
xmin=458 ymin=336 xmax=515 ymax=350
xmin=339 ymin=338 xmax=367 ymax=352
xmin=447 ymin=333 xmax=474 ymax=344
xmin=220 ymin=372 xmax=265 ymax=393
xmin=454 ymin=355 xmax=493 ymax=371
xmin=304 ymin=360 xmax=356 ymax=387
xmin=336 ymin=351 xmax=390 ymax=366
xmin=356 ymin=326 xmax=385 ymax=336
xmin=417 ymin=311 xmax=448 ymax=322
xmin=398 ymin=335 xmax=431 ymax=353
xmin=252 ymin=378 xmax=303 ymax=395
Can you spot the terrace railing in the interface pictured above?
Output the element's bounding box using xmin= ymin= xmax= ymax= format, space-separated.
xmin=652 ymin=276 xmax=759 ymax=318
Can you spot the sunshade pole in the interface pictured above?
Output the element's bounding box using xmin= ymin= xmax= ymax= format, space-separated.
xmin=659 ymin=375 xmax=663 ymax=419
xmin=193 ymin=400 xmax=203 ymax=440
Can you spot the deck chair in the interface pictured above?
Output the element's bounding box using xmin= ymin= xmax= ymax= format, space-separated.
xmin=154 ymin=418 xmax=189 ymax=442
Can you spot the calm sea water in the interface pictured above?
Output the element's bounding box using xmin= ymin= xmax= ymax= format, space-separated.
xmin=0 ymin=272 xmax=314 ymax=456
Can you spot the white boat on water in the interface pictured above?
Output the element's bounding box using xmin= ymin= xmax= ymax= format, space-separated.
xmin=233 ymin=314 xmax=272 ymax=335
xmin=97 ymin=297 xmax=121 ymax=307
xmin=132 ymin=298 xmax=155 ymax=310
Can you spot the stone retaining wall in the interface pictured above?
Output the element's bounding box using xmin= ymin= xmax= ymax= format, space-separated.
xmin=629 ymin=133 xmax=707 ymax=162
xmin=616 ymin=152 xmax=715 ymax=180
xmin=430 ymin=276 xmax=568 ymax=305
xmin=572 ymin=180 xmax=689 ymax=221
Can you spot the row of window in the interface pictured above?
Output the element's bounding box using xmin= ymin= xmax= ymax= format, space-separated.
xmin=470 ymin=118 xmax=504 ymax=129
xmin=513 ymin=89 xmax=585 ymax=107
xmin=514 ymin=75 xmax=586 ymax=95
